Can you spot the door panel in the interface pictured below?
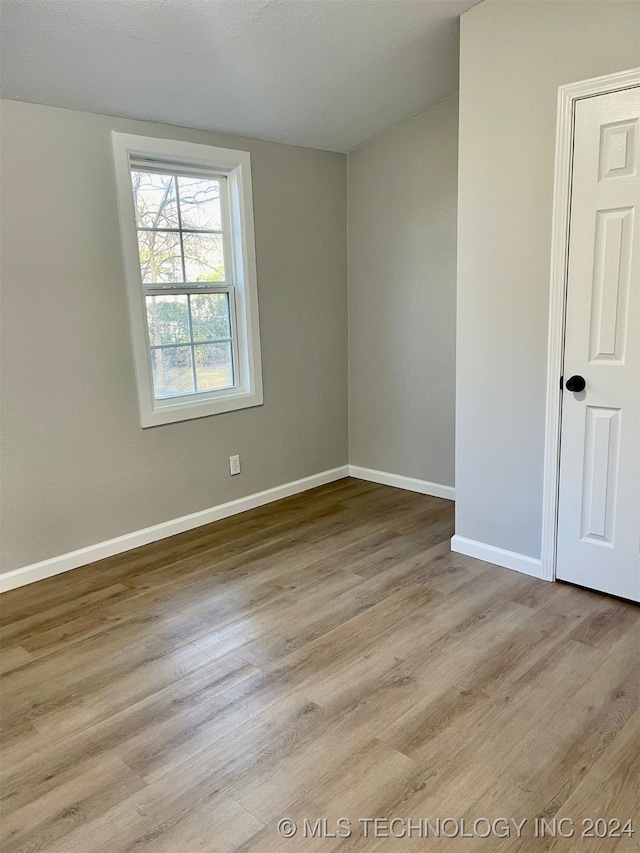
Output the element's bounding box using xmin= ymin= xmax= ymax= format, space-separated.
xmin=599 ymin=118 xmax=638 ymax=180
xmin=580 ymin=406 xmax=620 ymax=544
xmin=589 ymin=207 xmax=633 ymax=363
xmin=556 ymin=86 xmax=640 ymax=602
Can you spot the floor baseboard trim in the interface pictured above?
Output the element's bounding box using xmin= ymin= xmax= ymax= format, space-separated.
xmin=451 ymin=535 xmax=545 ymax=580
xmin=349 ymin=465 xmax=454 ymax=501
xmin=0 ymin=465 xmax=350 ymax=593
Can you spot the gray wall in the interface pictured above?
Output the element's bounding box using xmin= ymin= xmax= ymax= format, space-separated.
xmin=0 ymin=101 xmax=348 ymax=574
xmin=347 ymin=95 xmax=458 ymax=486
xmin=456 ymin=0 xmax=640 ymax=558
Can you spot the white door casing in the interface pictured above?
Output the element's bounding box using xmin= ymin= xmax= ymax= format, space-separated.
xmin=556 ymin=85 xmax=640 ymax=601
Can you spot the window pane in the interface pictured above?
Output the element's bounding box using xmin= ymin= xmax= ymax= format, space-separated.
xmin=183 ymin=232 xmax=224 ymax=282
xmin=195 ymin=343 xmax=233 ymax=390
xmin=190 ymin=293 xmax=231 ymax=341
xmin=151 ymin=346 xmax=194 ymax=398
xmin=178 ymin=176 xmax=222 ymax=230
xmin=138 ymin=230 xmax=183 ymax=284
xmin=131 ymin=171 xmax=178 ymax=229
xmin=146 ymin=295 xmax=190 ymax=346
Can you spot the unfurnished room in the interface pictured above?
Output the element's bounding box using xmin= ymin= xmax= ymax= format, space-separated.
xmin=0 ymin=1 xmax=638 ymax=850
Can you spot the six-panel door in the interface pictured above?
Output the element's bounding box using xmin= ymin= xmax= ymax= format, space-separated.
xmin=556 ymin=86 xmax=640 ymax=602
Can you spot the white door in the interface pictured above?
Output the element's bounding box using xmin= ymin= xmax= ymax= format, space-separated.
xmin=556 ymin=85 xmax=640 ymax=602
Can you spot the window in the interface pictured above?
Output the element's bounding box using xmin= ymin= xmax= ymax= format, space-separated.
xmin=112 ymin=133 xmax=263 ymax=427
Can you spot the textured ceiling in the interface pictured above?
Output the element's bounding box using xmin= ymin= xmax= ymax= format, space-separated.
xmin=0 ymin=0 xmax=475 ymax=152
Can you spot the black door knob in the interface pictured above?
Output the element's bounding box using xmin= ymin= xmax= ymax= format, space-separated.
xmin=566 ymin=375 xmax=586 ymax=392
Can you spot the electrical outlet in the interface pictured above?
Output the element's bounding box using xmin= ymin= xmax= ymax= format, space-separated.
xmin=229 ymin=454 xmax=241 ymax=476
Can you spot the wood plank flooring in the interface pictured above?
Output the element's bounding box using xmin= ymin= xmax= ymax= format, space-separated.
xmin=1 ymin=478 xmax=638 ymax=852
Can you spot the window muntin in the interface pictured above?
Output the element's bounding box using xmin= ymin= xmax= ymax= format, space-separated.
xmin=130 ymin=166 xmax=237 ymax=401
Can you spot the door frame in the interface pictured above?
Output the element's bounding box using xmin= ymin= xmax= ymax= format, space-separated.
xmin=541 ymin=67 xmax=640 ymax=581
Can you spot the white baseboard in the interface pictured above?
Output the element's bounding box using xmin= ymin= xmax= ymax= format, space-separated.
xmin=450 ymin=535 xmax=545 ymax=580
xmin=349 ymin=465 xmax=454 ymax=501
xmin=0 ymin=466 xmax=350 ymax=593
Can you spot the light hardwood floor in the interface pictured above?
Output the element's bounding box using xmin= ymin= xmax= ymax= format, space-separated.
xmin=0 ymin=478 xmax=638 ymax=852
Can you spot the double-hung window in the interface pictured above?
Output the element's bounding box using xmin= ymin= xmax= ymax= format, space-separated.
xmin=112 ymin=133 xmax=263 ymax=427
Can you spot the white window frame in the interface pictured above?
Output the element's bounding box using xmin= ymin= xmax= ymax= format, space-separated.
xmin=112 ymin=132 xmax=263 ymax=427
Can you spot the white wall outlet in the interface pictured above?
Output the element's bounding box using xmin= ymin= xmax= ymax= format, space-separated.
xmin=229 ymin=454 xmax=241 ymax=476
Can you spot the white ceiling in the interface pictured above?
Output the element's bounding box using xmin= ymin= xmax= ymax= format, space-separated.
xmin=0 ymin=0 xmax=476 ymax=152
